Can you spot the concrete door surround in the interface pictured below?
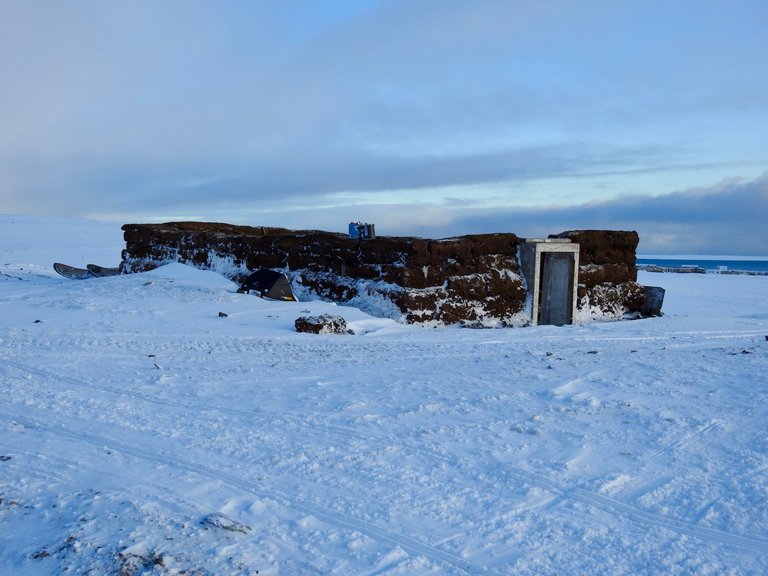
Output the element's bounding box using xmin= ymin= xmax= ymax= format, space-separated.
xmin=520 ymin=239 xmax=580 ymax=326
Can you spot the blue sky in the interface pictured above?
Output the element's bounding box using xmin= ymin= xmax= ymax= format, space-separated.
xmin=1 ymin=0 xmax=766 ymax=254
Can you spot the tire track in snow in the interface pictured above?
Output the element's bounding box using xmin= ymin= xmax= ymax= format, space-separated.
xmin=479 ymin=461 xmax=768 ymax=556
xmin=1 ymin=358 xmax=455 ymax=464
xmin=649 ymin=419 xmax=723 ymax=459
xmin=6 ymin=359 xmax=768 ymax=558
xmin=0 ymin=410 xmax=500 ymax=576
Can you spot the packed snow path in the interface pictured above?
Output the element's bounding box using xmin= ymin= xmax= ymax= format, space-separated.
xmin=1 ymin=216 xmax=767 ymax=574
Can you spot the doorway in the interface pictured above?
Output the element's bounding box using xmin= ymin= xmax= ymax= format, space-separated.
xmin=538 ymin=252 xmax=576 ymax=326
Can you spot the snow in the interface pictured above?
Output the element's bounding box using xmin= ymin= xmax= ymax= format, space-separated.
xmin=1 ymin=214 xmax=767 ymax=575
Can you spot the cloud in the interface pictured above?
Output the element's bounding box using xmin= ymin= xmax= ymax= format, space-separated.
xmin=3 ymin=1 xmax=765 ymax=162
xmin=397 ymin=173 xmax=768 ymax=255
xmin=0 ymin=135 xmax=663 ymax=216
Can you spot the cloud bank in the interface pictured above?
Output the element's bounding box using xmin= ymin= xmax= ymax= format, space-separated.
xmin=421 ymin=174 xmax=768 ymax=256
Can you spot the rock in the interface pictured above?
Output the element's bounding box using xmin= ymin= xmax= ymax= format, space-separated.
xmin=295 ymin=314 xmax=351 ymax=334
xmin=640 ymin=285 xmax=665 ymax=317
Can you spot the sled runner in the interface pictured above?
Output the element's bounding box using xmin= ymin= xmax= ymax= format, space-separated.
xmin=53 ymin=262 xmax=94 ymax=280
xmin=86 ymin=264 xmax=121 ymax=277
xmin=54 ymin=263 xmax=121 ymax=280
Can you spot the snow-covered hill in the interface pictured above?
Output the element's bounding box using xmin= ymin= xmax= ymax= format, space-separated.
xmin=1 ymin=215 xmax=767 ymax=575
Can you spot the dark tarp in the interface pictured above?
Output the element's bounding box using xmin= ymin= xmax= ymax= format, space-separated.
xmin=239 ymin=269 xmax=296 ymax=301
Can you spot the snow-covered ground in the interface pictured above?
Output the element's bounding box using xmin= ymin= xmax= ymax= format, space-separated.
xmin=1 ymin=214 xmax=767 ymax=575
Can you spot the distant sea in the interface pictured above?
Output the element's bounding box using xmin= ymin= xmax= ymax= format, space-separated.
xmin=637 ymin=257 xmax=768 ymax=273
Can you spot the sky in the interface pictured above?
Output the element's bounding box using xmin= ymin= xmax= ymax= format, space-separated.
xmin=1 ymin=0 xmax=766 ymax=255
